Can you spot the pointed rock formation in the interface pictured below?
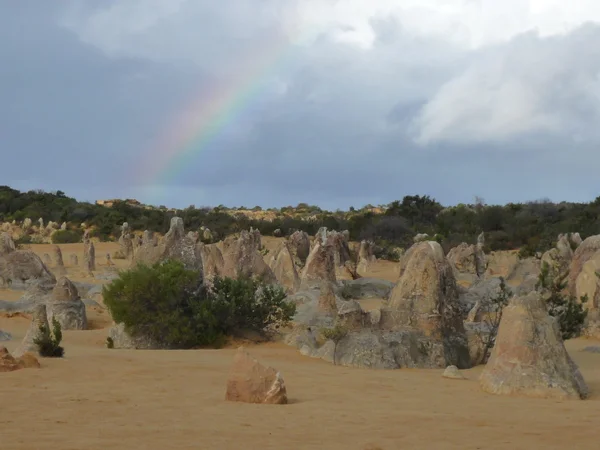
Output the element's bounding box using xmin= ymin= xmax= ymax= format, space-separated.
xmin=300 ymin=234 xmax=336 ymax=289
xmin=0 ymin=232 xmax=15 ymax=256
xmin=13 ymin=304 xmax=50 ymax=358
xmin=270 ymin=242 xmax=300 ymax=293
xmin=118 ymin=222 xmax=134 ymax=260
xmin=222 ymin=229 xmax=275 ymax=283
xmin=225 ymin=348 xmax=288 ymax=405
xmin=197 ymin=243 xmax=224 ymax=281
xmin=287 ymin=230 xmax=311 ymax=269
xmin=52 ymin=245 xmax=66 ymax=275
xmin=480 ymin=292 xmax=588 ymax=400
xmin=134 ymin=217 xmax=203 ymax=272
xmin=46 ymin=277 xmax=87 ymax=330
xmin=385 ymin=241 xmax=470 ymax=368
xmin=357 ymin=240 xmax=375 ymax=273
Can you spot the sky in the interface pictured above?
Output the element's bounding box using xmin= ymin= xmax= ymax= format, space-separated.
xmin=2 ymin=0 xmax=600 ymax=210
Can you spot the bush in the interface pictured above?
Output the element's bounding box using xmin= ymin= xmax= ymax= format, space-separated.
xmin=322 ymin=323 xmax=349 ymax=365
xmin=536 ymin=261 xmax=588 ymax=340
xmin=34 ymin=317 xmax=65 ymax=357
xmin=51 ymin=229 xmax=83 ymax=244
xmin=102 ymin=260 xmax=295 ymax=349
xmin=106 ymin=337 xmax=114 ymax=349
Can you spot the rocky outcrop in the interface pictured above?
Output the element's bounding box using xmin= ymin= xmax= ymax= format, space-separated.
xmin=385 ymin=241 xmax=470 ymax=368
xmin=197 ymin=243 xmax=224 ymax=280
xmin=222 ymin=229 xmax=275 ymax=283
xmin=13 ymin=304 xmax=51 ymax=358
xmin=0 ymin=232 xmax=15 ymax=256
xmin=569 ymin=235 xmax=600 ymax=296
xmin=83 ymin=232 xmax=96 ymax=272
xmin=52 ymin=245 xmax=66 ymax=275
xmin=134 ymin=217 xmax=203 ymax=272
xmin=69 ymin=254 xmax=78 ymax=266
xmin=442 ymin=365 xmax=466 ymax=380
xmin=447 ymin=241 xmax=487 ymax=281
xmin=270 ymin=242 xmax=300 ymax=293
xmin=225 ymin=348 xmax=288 ymax=405
xmin=287 ymin=241 xmax=471 ymax=370
xmin=0 ymin=347 xmax=40 ymax=372
xmin=107 ymin=322 xmax=165 ymax=349
xmin=288 ymin=231 xmax=311 ymax=268
xmin=300 ymin=235 xmax=336 ymax=289
xmin=357 ymin=240 xmax=375 ymax=273
xmin=118 ymin=222 xmax=134 ymax=260
xmin=480 ymin=292 xmax=588 ymax=400
xmin=46 ymin=277 xmax=87 ymax=330
xmin=0 ymin=250 xmax=55 ymax=286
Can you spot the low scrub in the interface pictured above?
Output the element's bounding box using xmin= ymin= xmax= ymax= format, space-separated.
xmin=34 ymin=317 xmax=65 ymax=357
xmin=51 ymin=229 xmax=83 ymax=244
xmin=102 ymin=260 xmax=295 ymax=348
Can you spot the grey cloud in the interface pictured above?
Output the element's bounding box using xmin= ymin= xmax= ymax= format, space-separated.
xmin=2 ymin=1 xmax=600 ymax=210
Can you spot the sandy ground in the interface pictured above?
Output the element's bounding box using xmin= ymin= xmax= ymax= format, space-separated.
xmin=1 ymin=243 xmax=600 ymax=449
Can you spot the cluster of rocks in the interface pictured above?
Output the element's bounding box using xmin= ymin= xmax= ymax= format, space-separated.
xmin=0 ymin=232 xmax=88 ymax=349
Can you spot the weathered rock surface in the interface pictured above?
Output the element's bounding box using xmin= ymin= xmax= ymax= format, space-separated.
xmin=287 ymin=230 xmax=311 ymax=269
xmin=222 ymin=229 xmax=275 ymax=283
xmin=107 ymin=322 xmax=165 ymax=349
xmin=569 ymin=235 xmax=600 ymax=296
xmin=287 ymin=241 xmax=471 ymax=370
xmin=83 ymin=235 xmax=96 ymax=272
xmin=270 ymin=242 xmax=300 ymax=293
xmin=0 ymin=250 xmax=55 ymax=286
xmin=357 ymin=240 xmax=375 ymax=273
xmin=480 ymin=292 xmax=588 ymax=400
xmin=197 ymin=243 xmax=224 ymax=280
xmin=443 ymin=365 xmax=466 ymax=380
xmin=0 ymin=232 xmax=16 ymax=256
xmin=225 ymin=348 xmax=288 ymax=405
xmin=118 ymin=222 xmax=134 ymax=260
xmin=13 ymin=304 xmax=50 ymax=358
xmin=300 ymin=235 xmax=336 ymax=289
xmin=447 ymin=241 xmax=487 ymax=280
xmin=134 ymin=217 xmax=203 ymax=272
xmin=52 ymin=245 xmax=66 ymax=275
xmin=46 ymin=277 xmax=87 ymax=330
xmin=0 ymin=330 xmax=11 ymax=341
xmin=0 ymin=347 xmax=40 ymax=372
xmin=339 ymin=278 xmax=394 ymax=300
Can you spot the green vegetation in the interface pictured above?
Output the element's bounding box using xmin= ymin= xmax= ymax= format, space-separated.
xmin=536 ymin=261 xmax=588 ymax=340
xmin=34 ymin=317 xmax=65 ymax=357
xmin=322 ymin=323 xmax=349 ymax=365
xmin=102 ymin=261 xmax=295 ymax=348
xmin=51 ymin=229 xmax=83 ymax=244
xmin=2 ymin=186 xmax=600 ymax=258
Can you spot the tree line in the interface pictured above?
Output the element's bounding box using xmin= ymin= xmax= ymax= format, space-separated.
xmin=1 ymin=186 xmax=599 ymax=257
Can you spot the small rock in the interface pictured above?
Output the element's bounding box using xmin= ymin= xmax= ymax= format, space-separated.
xmin=225 ymin=347 xmax=288 ymax=405
xmin=443 ymin=365 xmax=466 ymax=380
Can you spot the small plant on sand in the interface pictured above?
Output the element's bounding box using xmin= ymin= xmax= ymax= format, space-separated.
xmin=322 ymin=323 xmax=349 ymax=365
xmin=34 ymin=317 xmax=64 ymax=357
xmin=106 ymin=336 xmax=114 ymax=349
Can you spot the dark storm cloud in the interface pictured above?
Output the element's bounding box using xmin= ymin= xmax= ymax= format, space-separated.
xmin=2 ymin=1 xmax=600 ymax=209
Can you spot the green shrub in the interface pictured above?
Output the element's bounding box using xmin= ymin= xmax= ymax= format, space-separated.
xmin=34 ymin=317 xmax=65 ymax=357
xmin=102 ymin=260 xmax=295 ymax=349
xmin=51 ymin=229 xmax=83 ymax=244
xmin=106 ymin=337 xmax=114 ymax=349
xmin=536 ymin=261 xmax=588 ymax=340
xmin=322 ymin=323 xmax=349 ymax=365
xmin=14 ymin=235 xmax=31 ymax=247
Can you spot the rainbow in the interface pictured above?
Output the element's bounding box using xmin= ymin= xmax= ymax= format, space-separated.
xmin=139 ymin=22 xmax=316 ymax=202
